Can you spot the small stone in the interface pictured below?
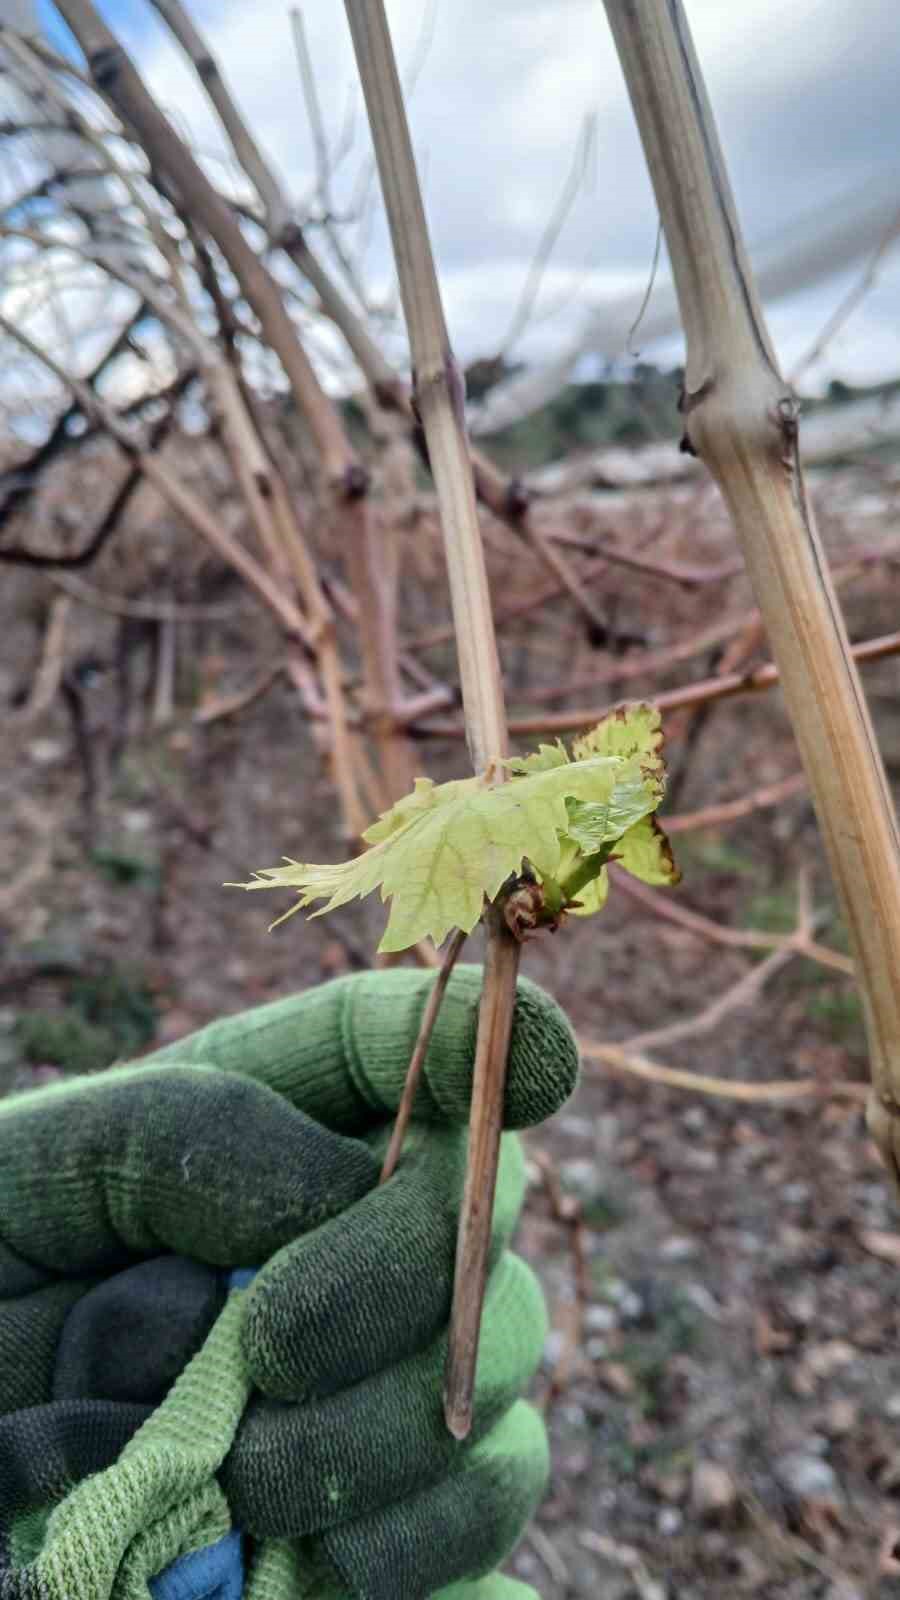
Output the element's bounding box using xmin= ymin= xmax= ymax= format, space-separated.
xmin=584 ymin=1304 xmax=617 ymax=1334
xmin=28 ymin=737 xmax=66 ymax=765
xmin=123 ymin=808 xmax=153 ymax=833
xmin=821 ymin=1397 xmax=857 ymax=1437
xmin=783 ymin=1288 xmax=816 ymax=1324
xmin=733 ymin=1549 xmax=768 ymax=1589
xmin=682 ymin=1106 xmax=708 ymax=1134
xmin=681 ymin=1147 xmax=717 ymax=1173
xmin=542 ymin=1330 xmax=567 ymax=1369
xmin=803 ymin=1340 xmax=856 ymax=1379
xmin=782 ymin=1181 xmax=811 ymax=1205
xmin=560 ymin=1157 xmax=597 ymax=1194
xmin=803 ymin=1433 xmax=830 ymax=1457
xmin=595 ymin=1113 xmax=620 ymax=1150
xmin=684 ymin=1283 xmax=725 ymax=1322
xmin=774 ymin=1451 xmax=839 ymax=1501
xmin=660 ymin=1236 xmax=698 ymax=1262
xmin=560 ymin=1402 xmax=587 ymax=1429
xmin=656 ymin=1470 xmax=688 ymax=1504
xmin=597 ymin=1361 xmax=635 ymax=1397
xmin=885 ymin=1392 xmax=900 ymax=1419
xmin=559 ymin=1114 xmax=594 ymax=1140
xmin=586 ymin=1337 xmax=609 ymax=1361
xmin=619 ymin=1290 xmax=645 ymax=1322
xmin=690 ymin=1461 xmax=738 ymax=1518
xmin=657 ymin=1507 xmax=683 ymax=1536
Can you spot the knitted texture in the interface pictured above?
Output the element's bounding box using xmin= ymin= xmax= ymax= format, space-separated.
xmin=0 ymin=1281 xmax=87 ymax=1413
xmin=0 ymin=968 xmax=576 ymax=1600
xmin=222 ymin=1251 xmax=546 ymax=1536
xmin=0 ymin=1267 xmax=548 ymax=1600
xmin=321 ymin=1400 xmax=549 ymax=1600
xmin=0 ymin=1400 xmax=150 ymax=1532
xmin=0 ymin=1066 xmax=378 ymax=1276
xmin=0 ymin=1288 xmax=249 ymax=1600
xmin=239 ymin=1125 xmax=526 ymax=1402
xmin=55 ymin=1258 xmax=227 ymax=1406
xmin=144 ymin=967 xmax=579 ymax=1133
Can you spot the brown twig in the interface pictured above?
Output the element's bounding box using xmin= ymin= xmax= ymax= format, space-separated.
xmin=625 ymin=941 xmax=800 ymax=1055
xmin=0 ymin=313 xmax=312 ymax=646
xmin=0 ymin=304 xmax=151 ymax=550
xmin=151 ymin=610 xmax=177 ymax=728
xmin=613 ymin=869 xmax=854 ymax=977
xmin=498 ymin=113 xmax=596 ymax=359
xmin=444 ymin=910 xmax=520 ymax=1436
xmin=418 ymin=628 xmax=900 ymax=739
xmin=1 ymin=359 xmax=194 ymax=571
xmin=10 ymin=594 xmax=71 ymax=726
xmin=665 ymin=771 xmax=808 ymax=834
xmin=618 ymin=869 xmax=837 ymax=1054
xmin=0 ymin=795 xmax=57 ymax=921
xmin=380 ymin=929 xmax=468 ymax=1184
xmin=130 ymin=8 xmax=417 ymax=807
xmin=344 ymin=0 xmax=518 ymax=1441
xmin=55 ymin=0 xmax=358 ymax=489
xmin=583 ymin=1040 xmax=866 ymax=1105
xmin=546 ymin=521 xmax=743 ymax=586
xmin=49 ymin=571 xmax=240 ymax=624
xmin=193 ymin=663 xmax=285 ymax=725
xmin=790 ymin=204 xmax=900 ymax=384
xmin=470 ymin=455 xmax=619 ymax=638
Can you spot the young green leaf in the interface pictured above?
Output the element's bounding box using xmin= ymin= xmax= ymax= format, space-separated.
xmin=572 ymin=701 xmax=664 ymax=766
xmin=228 ymin=703 xmax=679 ymax=951
xmin=505 ymin=740 xmax=570 ymax=775
xmin=614 ymin=813 xmax=681 ymax=887
xmin=564 ymin=784 xmax=652 ymax=854
xmin=568 ymin=867 xmax=610 ymax=916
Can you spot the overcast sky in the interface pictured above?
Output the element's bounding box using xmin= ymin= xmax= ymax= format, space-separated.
xmin=35 ymin=0 xmax=900 ymax=394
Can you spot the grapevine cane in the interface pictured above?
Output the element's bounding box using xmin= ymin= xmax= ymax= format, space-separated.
xmin=341 ymin=0 xmax=518 ymax=1439
xmin=603 ymin=0 xmax=900 ymax=1180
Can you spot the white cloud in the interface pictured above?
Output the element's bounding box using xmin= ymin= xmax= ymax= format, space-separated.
xmin=7 ymin=0 xmax=900 ymax=416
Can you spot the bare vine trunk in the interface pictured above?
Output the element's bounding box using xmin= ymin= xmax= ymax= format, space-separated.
xmin=604 ymin=0 xmax=900 ymax=1181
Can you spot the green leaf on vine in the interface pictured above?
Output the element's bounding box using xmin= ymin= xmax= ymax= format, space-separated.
xmin=614 ymin=813 xmax=680 ymax=887
xmin=505 ymin=740 xmax=570 ymax=775
xmin=571 ymin=701 xmax=664 ymax=765
xmin=228 ymin=702 xmax=679 ymax=952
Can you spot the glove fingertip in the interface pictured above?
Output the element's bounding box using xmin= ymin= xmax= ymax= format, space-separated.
xmin=410 ymin=967 xmax=579 ymax=1129
xmin=502 ymin=974 xmax=579 ymax=1128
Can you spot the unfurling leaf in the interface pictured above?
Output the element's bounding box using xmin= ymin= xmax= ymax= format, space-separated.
xmin=572 ymin=701 xmax=664 ymax=766
xmin=229 ymin=702 xmax=679 ymax=951
xmin=505 ymin=740 xmax=570 ymax=775
xmin=615 ymin=813 xmax=680 ymax=887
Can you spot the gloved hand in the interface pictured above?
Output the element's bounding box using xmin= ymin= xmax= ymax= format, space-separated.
xmin=0 ymin=965 xmax=579 ymax=1600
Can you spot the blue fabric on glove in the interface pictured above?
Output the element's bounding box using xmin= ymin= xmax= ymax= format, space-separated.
xmin=149 ymin=1529 xmax=244 ymax=1600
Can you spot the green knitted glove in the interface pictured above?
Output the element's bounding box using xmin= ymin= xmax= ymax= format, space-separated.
xmin=0 ymin=967 xmax=578 ymax=1600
